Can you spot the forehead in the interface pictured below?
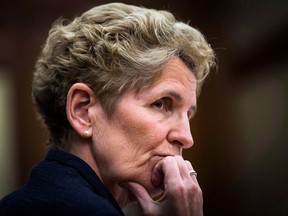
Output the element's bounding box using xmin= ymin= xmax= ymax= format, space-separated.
xmin=143 ymin=57 xmax=196 ymax=93
xmin=135 ymin=57 xmax=197 ymax=104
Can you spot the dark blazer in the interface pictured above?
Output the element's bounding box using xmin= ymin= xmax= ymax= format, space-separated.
xmin=0 ymin=147 xmax=125 ymax=216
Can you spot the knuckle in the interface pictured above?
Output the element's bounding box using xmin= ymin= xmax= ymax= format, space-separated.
xmin=163 ymin=155 xmax=176 ymax=164
xmin=175 ymin=155 xmax=183 ymax=160
xmin=184 ymin=160 xmax=192 ymax=167
xmin=169 ymin=182 xmax=186 ymax=195
xmin=187 ymin=183 xmax=202 ymax=196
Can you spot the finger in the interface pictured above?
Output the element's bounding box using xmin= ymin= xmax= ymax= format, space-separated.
xmin=152 ymin=157 xmax=203 ymax=215
xmin=153 ymin=157 xmax=198 ymax=215
xmin=151 ymin=162 xmax=164 ymax=186
xmin=153 ymin=156 xmax=190 ymax=208
xmin=153 ymin=156 xmax=183 ymax=187
xmin=123 ymin=182 xmax=156 ymax=214
xmin=184 ymin=160 xmax=199 ymax=183
xmin=174 ymin=156 xmax=191 ymax=178
xmin=183 ymin=160 xmax=203 ymax=214
xmin=185 ymin=160 xmax=193 ymax=171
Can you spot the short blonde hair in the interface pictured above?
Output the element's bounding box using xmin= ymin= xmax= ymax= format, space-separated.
xmin=32 ymin=2 xmax=216 ymax=147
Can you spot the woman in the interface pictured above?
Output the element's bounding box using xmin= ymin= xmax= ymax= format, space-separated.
xmin=0 ymin=2 xmax=215 ymax=216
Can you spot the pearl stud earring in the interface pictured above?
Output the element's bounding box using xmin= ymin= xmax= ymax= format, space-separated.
xmin=83 ymin=130 xmax=91 ymax=138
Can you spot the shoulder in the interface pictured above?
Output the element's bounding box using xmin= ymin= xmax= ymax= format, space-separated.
xmin=0 ymin=187 xmax=123 ymax=216
xmin=0 ymin=159 xmax=124 ymax=216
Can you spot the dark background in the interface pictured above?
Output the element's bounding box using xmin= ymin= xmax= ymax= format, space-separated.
xmin=1 ymin=0 xmax=288 ymax=215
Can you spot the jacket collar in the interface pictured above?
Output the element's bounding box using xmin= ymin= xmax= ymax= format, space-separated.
xmin=45 ymin=147 xmax=124 ymax=215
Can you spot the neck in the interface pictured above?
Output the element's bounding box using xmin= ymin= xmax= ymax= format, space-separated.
xmin=66 ymin=131 xmax=103 ymax=181
xmin=110 ymin=185 xmax=132 ymax=208
xmin=66 ymin=132 xmax=132 ymax=208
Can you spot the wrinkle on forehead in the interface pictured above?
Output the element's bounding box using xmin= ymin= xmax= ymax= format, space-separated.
xmin=139 ymin=57 xmax=196 ymax=93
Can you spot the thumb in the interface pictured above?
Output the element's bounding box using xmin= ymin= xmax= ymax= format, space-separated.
xmin=123 ymin=182 xmax=155 ymax=211
xmin=124 ymin=182 xmax=152 ymax=203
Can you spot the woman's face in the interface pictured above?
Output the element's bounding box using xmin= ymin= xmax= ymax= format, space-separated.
xmin=90 ymin=56 xmax=197 ymax=197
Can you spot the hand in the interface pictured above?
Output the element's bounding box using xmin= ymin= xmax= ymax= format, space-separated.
xmin=125 ymin=156 xmax=203 ymax=216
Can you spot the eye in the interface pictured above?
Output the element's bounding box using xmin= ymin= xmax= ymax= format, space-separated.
xmin=187 ymin=110 xmax=194 ymax=120
xmin=188 ymin=106 xmax=197 ymax=120
xmin=152 ymin=98 xmax=172 ymax=111
xmin=153 ymin=101 xmax=164 ymax=109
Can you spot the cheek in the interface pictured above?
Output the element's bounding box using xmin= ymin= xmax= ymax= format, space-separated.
xmin=111 ymin=120 xmax=167 ymax=175
xmin=122 ymin=124 xmax=168 ymax=184
xmin=125 ymin=122 xmax=168 ymax=153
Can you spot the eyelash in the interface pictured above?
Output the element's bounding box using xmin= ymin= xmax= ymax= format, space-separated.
xmin=152 ymin=97 xmax=172 ymax=111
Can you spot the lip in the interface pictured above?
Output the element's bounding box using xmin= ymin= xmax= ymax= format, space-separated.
xmin=154 ymin=153 xmax=179 ymax=158
xmin=153 ymin=150 xmax=178 ymax=157
xmin=149 ymin=153 xmax=180 ymax=167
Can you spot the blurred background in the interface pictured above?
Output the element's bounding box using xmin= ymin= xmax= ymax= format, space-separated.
xmin=0 ymin=0 xmax=287 ymax=215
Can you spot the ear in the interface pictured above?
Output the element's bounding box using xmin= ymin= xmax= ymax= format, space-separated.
xmin=66 ymin=83 xmax=95 ymax=139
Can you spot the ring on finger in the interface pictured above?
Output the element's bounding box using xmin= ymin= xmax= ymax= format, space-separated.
xmin=189 ymin=169 xmax=197 ymax=177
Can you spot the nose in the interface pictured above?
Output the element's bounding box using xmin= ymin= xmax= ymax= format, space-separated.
xmin=167 ymin=115 xmax=194 ymax=149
